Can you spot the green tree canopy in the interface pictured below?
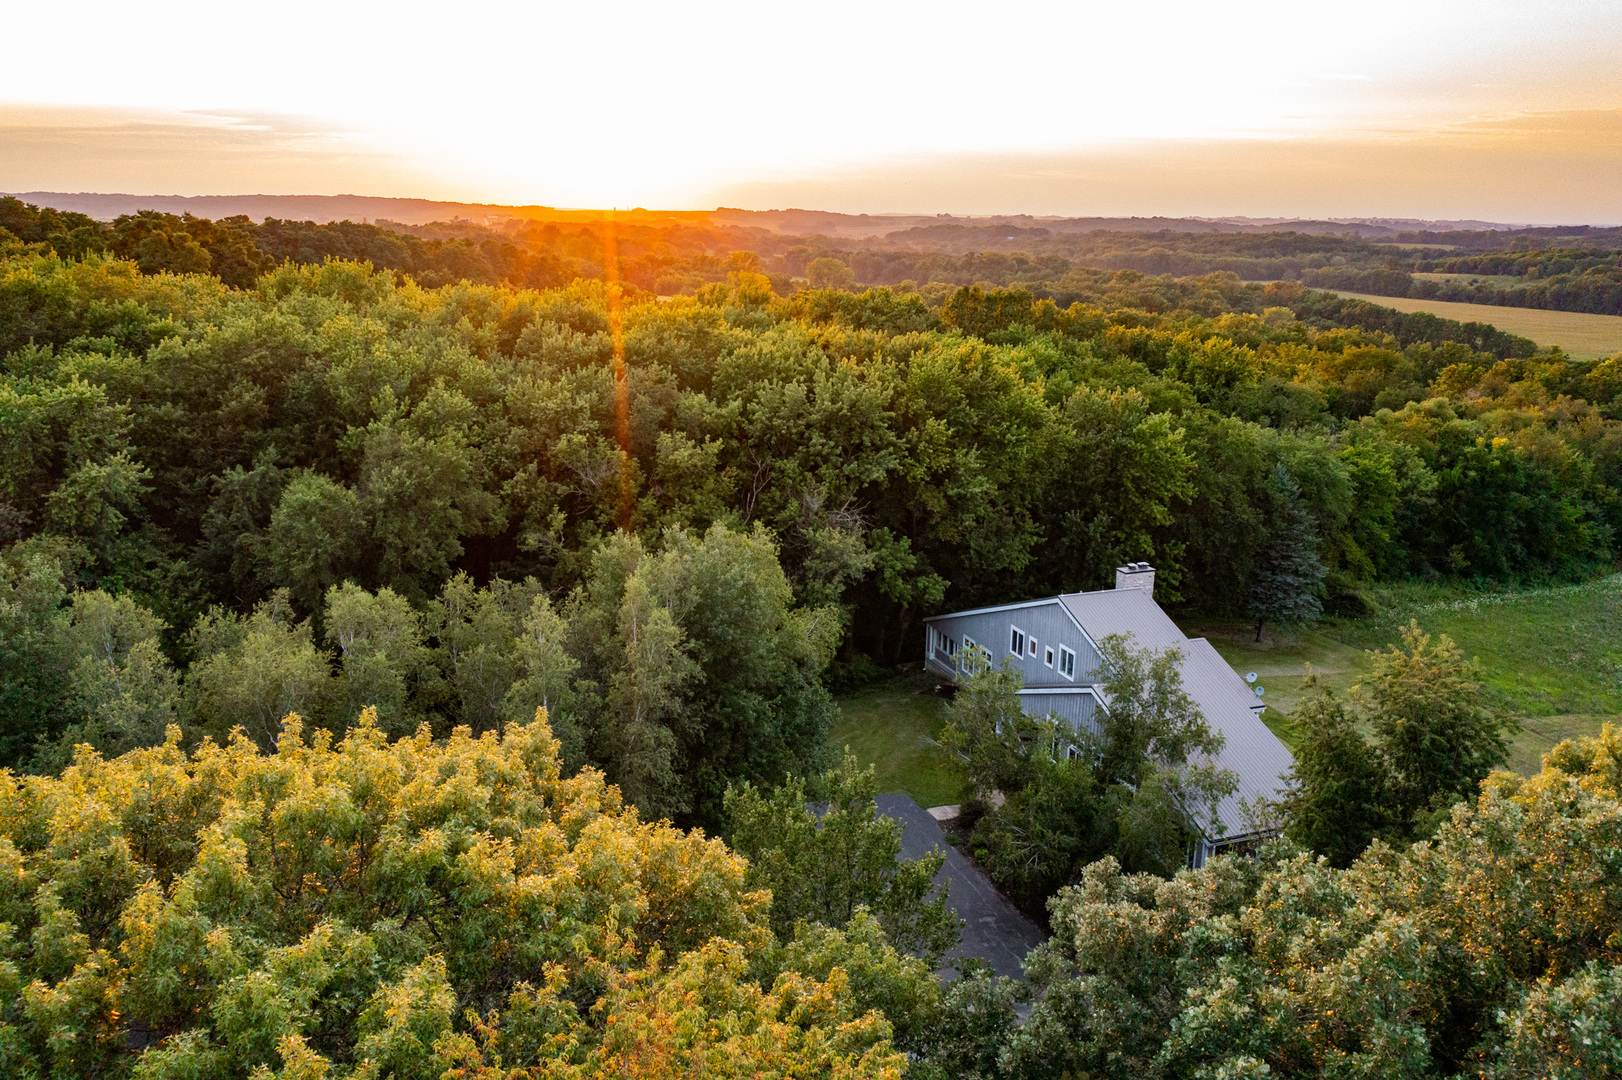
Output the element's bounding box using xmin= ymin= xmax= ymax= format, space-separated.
xmin=805 ymin=258 xmax=855 ymax=290
xmin=1276 ymin=671 xmax=1388 ymax=867
xmin=46 ymin=589 xmax=181 ymax=768
xmin=1355 ymin=619 xmax=1513 ymax=827
xmin=994 ymin=723 xmax=1622 ymax=1080
xmin=725 ymin=751 xmax=961 ymax=965
xmin=1280 ymin=623 xmax=1514 ymax=861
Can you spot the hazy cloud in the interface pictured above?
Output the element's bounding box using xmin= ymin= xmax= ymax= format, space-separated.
xmin=710 ymin=111 xmax=1622 ymax=223
xmin=0 ymin=105 xmax=447 ymax=199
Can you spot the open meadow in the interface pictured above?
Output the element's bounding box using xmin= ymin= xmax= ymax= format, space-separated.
xmin=1410 ymin=272 xmax=1523 ymax=288
xmin=1326 ymin=289 xmax=1622 ymax=359
xmin=1194 ymin=573 xmax=1622 ymax=773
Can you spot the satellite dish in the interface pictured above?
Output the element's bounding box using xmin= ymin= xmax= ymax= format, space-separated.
xmin=1254 ymin=686 xmax=1266 ymax=698
xmin=1244 ymin=672 xmax=1257 ymax=683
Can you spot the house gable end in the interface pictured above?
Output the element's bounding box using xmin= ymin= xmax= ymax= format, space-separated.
xmin=924 ymin=599 xmax=1091 ymax=688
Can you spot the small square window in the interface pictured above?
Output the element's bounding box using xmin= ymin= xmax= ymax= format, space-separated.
xmin=1028 ymin=637 xmax=1038 ymax=657
xmin=1066 ymin=744 xmax=1079 ymax=761
xmin=1044 ymin=646 xmax=1054 ymax=668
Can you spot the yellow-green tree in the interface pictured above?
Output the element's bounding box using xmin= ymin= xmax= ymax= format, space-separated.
xmin=996 ymin=723 xmax=1622 ymax=1080
xmin=0 ymin=710 xmax=906 ymax=1078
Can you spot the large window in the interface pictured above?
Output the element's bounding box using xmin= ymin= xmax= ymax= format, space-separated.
xmin=1058 ymin=645 xmax=1076 ymax=679
xmin=1009 ymin=626 xmax=1026 ymax=658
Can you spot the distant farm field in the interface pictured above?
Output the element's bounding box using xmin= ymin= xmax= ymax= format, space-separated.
xmin=1410 ymin=272 xmax=1523 ymax=288
xmin=1327 ymin=290 xmax=1622 ymax=359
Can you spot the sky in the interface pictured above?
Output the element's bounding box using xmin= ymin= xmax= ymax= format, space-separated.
xmin=3 ymin=0 xmax=1621 ymax=221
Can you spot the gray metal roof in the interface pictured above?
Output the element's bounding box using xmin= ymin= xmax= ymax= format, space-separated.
xmin=1059 ymin=588 xmax=1186 ymax=651
xmin=1177 ymin=637 xmax=1295 ymax=838
xmin=1029 ymin=587 xmax=1294 ymax=840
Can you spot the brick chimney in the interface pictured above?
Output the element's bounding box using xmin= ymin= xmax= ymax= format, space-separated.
xmin=1115 ymin=562 xmax=1155 ymax=599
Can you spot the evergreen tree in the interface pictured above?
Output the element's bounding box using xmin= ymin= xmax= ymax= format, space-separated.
xmin=1248 ymin=466 xmax=1327 ymax=641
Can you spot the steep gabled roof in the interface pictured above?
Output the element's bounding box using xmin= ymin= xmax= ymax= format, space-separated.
xmin=1177 ymin=638 xmax=1295 ymax=839
xmin=1059 ymin=588 xmax=1185 ymax=650
xmin=1058 ymin=587 xmax=1293 ymax=841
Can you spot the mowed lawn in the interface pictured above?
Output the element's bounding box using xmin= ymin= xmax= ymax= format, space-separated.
xmin=1189 ymin=573 xmax=1622 ymax=774
xmin=1180 ymin=621 xmax=1372 ymax=748
xmin=1326 ymin=290 xmax=1622 ymax=360
xmin=830 ymin=674 xmax=966 ymax=808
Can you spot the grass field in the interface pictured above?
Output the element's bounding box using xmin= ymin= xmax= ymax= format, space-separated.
xmin=830 ymin=673 xmax=965 ymax=807
xmin=1411 ymin=272 xmax=1523 ymax=288
xmin=1327 ymin=290 xmax=1622 ymax=360
xmin=1192 ymin=573 xmax=1622 ymax=773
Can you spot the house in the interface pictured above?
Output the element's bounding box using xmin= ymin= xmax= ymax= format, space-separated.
xmin=923 ymin=563 xmax=1295 ymax=866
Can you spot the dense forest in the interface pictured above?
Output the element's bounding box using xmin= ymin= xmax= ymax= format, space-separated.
xmin=3 ymin=201 xmax=1621 ymax=1077
xmin=6 ymin=248 xmax=1618 ymax=767
xmin=10 ymin=195 xmax=1622 ymax=314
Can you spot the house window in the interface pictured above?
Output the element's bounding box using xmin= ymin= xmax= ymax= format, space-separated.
xmin=1044 ymin=646 xmax=1054 ymax=668
xmin=1028 ymin=637 xmax=1038 ymax=658
xmin=962 ymin=637 xmax=988 ymax=675
xmin=1009 ymin=626 xmax=1026 ymax=658
xmin=1058 ymin=645 xmax=1076 ymax=679
xmin=947 ymin=637 xmax=957 ymax=656
xmin=1066 ymin=744 xmax=1080 ymax=761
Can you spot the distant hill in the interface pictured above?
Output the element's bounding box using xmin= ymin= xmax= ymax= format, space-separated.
xmin=2 ymin=191 xmax=1539 ymax=238
xmin=0 ymin=192 xmax=712 ymax=228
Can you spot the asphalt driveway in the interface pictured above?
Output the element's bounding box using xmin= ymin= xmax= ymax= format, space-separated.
xmin=876 ymin=794 xmax=1047 ymax=979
